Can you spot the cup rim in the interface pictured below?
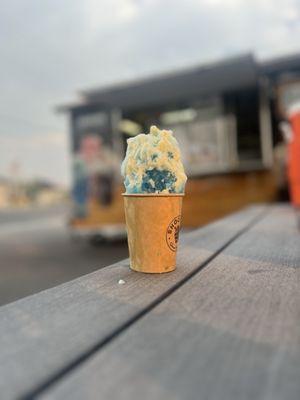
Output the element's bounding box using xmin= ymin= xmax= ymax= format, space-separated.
xmin=122 ymin=193 xmax=185 ymax=197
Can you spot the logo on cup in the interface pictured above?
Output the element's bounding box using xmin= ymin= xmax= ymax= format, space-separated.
xmin=166 ymin=215 xmax=181 ymax=252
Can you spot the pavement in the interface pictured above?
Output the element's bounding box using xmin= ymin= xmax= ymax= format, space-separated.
xmin=0 ymin=204 xmax=128 ymax=306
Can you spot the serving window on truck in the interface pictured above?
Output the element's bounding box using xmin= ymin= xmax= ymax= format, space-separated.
xmin=160 ymin=105 xmax=238 ymax=176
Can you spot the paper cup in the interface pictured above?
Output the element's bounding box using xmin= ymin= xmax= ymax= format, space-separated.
xmin=123 ymin=193 xmax=184 ymax=273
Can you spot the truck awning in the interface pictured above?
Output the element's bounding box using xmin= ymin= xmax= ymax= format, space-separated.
xmin=59 ymin=54 xmax=259 ymax=113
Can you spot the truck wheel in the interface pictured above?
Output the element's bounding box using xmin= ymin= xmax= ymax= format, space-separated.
xmin=89 ymin=234 xmax=106 ymax=246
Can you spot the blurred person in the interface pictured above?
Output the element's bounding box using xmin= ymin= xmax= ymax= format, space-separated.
xmin=74 ymin=134 xmax=119 ymax=213
xmin=286 ymin=104 xmax=300 ymax=208
xmin=85 ymin=135 xmax=117 ymax=206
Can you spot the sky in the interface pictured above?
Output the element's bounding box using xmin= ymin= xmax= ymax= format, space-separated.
xmin=0 ymin=0 xmax=299 ymax=186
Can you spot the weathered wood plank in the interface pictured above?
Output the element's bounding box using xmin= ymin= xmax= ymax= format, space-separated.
xmin=0 ymin=206 xmax=264 ymax=399
xmin=43 ymin=205 xmax=300 ymax=400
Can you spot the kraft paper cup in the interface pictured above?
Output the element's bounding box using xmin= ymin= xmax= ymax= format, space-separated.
xmin=123 ymin=193 xmax=184 ymax=273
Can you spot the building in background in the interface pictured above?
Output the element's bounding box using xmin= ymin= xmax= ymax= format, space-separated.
xmin=59 ymin=52 xmax=300 ymax=235
xmin=0 ymin=177 xmax=68 ymax=209
xmin=0 ymin=177 xmax=10 ymax=208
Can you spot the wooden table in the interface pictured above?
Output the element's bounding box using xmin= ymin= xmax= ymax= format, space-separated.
xmin=0 ymin=205 xmax=299 ymax=400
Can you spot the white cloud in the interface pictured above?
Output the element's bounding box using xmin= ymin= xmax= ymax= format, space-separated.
xmin=87 ymin=0 xmax=139 ymax=33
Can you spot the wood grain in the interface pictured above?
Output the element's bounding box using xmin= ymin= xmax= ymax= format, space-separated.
xmin=0 ymin=206 xmax=264 ymax=399
xmin=42 ymin=205 xmax=300 ymax=400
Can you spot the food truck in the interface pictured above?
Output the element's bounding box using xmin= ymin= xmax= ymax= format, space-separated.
xmin=58 ymin=53 xmax=300 ymax=240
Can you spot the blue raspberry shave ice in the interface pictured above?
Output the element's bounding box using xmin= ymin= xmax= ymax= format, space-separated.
xmin=121 ymin=125 xmax=187 ymax=194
